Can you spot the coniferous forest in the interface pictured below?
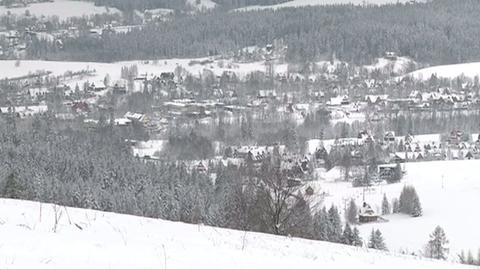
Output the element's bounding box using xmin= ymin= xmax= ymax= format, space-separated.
xmin=28 ymin=0 xmax=480 ymax=65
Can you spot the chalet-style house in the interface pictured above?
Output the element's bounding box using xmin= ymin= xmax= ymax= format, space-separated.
xmin=359 ymin=202 xmax=379 ymax=223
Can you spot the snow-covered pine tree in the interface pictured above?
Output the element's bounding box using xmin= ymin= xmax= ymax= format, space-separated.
xmin=342 ymin=222 xmax=353 ymax=245
xmin=381 ymin=193 xmax=390 ymax=215
xmin=425 ymin=226 xmax=449 ymax=260
xmin=351 ymin=227 xmax=363 ymax=247
xmin=458 ymin=250 xmax=466 ymax=264
xmin=345 ymin=199 xmax=358 ymax=224
xmin=3 ymin=173 xmax=23 ymax=199
xmin=327 ymin=205 xmax=343 ymax=243
xmin=393 ymin=163 xmax=403 ymax=182
xmin=284 ymin=194 xmax=314 ymax=238
xmin=391 ymin=198 xmax=400 ymax=213
xmin=313 ymin=207 xmax=329 ymax=241
xmin=467 ymin=251 xmax=475 ymax=265
xmin=368 ymin=229 xmax=377 ymax=249
xmin=399 ymin=185 xmax=422 ymax=217
xmin=368 ymin=229 xmax=388 ymax=251
xmin=412 ymin=195 xmax=422 ymax=217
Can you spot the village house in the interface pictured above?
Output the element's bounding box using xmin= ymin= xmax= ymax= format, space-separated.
xmin=384 ymin=51 xmax=397 ymax=61
xmin=257 ymin=89 xmax=277 ymax=100
xmin=71 ymin=102 xmax=90 ymax=114
xmin=28 ymin=87 xmax=49 ymax=101
xmin=89 ymin=81 xmax=106 ymax=92
xmin=384 ymin=131 xmax=396 ymax=143
xmin=365 ymin=94 xmax=388 ymax=106
xmin=377 ymin=163 xmax=398 ymax=181
xmin=327 ymin=95 xmax=350 ymax=106
xmin=390 ymin=151 xmax=424 ymax=163
xmin=124 ymin=112 xmax=147 ymax=124
xmin=359 ymin=202 xmax=379 ymax=223
xmin=113 ymin=79 xmax=127 ymax=94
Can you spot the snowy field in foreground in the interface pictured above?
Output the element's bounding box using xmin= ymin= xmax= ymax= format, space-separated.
xmin=0 ymin=0 xmax=120 ymax=20
xmin=309 ymin=159 xmax=480 ymax=257
xmin=236 ymin=0 xmax=427 ymax=11
xmin=0 ymin=199 xmax=467 ymax=269
xmin=406 ymin=62 xmax=480 ymax=80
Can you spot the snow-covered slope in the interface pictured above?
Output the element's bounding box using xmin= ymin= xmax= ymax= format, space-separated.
xmin=186 ymin=0 xmax=217 ymax=11
xmin=0 ymin=0 xmax=120 ymax=20
xmin=0 ymin=199 xmax=467 ymax=268
xmin=0 ymin=58 xmax=286 ymax=88
xmin=364 ymin=56 xmax=416 ymax=75
xmin=309 ymin=159 xmax=480 ymax=257
xmin=406 ymin=62 xmax=480 ymax=80
xmin=235 ymin=0 xmax=427 ymax=11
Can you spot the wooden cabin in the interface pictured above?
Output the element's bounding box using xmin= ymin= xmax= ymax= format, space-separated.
xmin=359 ymin=202 xmax=379 ymax=223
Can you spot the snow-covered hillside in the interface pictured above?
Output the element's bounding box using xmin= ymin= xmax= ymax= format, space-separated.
xmin=186 ymin=0 xmax=217 ymax=11
xmin=364 ymin=56 xmax=416 ymax=75
xmin=0 ymin=58 xmax=286 ymax=88
xmin=0 ymin=0 xmax=120 ymax=20
xmin=0 ymin=199 xmax=468 ymax=269
xmin=309 ymin=159 xmax=480 ymax=257
xmin=235 ymin=0 xmax=427 ymax=11
xmin=406 ymin=62 xmax=480 ymax=80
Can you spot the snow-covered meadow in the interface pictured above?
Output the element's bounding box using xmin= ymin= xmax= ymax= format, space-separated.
xmin=0 ymin=0 xmax=120 ymax=20
xmin=0 ymin=58 xmax=283 ymax=89
xmin=406 ymin=62 xmax=480 ymax=80
xmin=308 ymin=159 xmax=480 ymax=257
xmin=186 ymin=0 xmax=217 ymax=10
xmin=0 ymin=198 xmax=468 ymax=269
xmin=235 ymin=0 xmax=428 ymax=11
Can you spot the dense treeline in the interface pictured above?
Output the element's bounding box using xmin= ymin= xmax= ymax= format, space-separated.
xmin=90 ymin=0 xmax=187 ymax=11
xmin=86 ymin=0 xmax=288 ymax=11
xmin=29 ymin=0 xmax=480 ymax=65
xmin=213 ymin=0 xmax=290 ymax=8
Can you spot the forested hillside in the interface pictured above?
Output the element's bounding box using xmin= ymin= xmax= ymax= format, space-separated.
xmin=90 ymin=0 xmax=187 ymax=11
xmin=86 ymin=0 xmax=288 ymax=11
xmin=213 ymin=0 xmax=291 ymax=8
xmin=28 ymin=0 xmax=480 ymax=65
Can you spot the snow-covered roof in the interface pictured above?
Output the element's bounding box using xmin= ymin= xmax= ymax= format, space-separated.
xmin=365 ymin=94 xmax=388 ymax=103
xmin=124 ymin=112 xmax=146 ymax=121
xmin=359 ymin=203 xmax=378 ymax=216
xmin=327 ymin=95 xmax=349 ymax=106
xmin=114 ymin=118 xmax=131 ymax=126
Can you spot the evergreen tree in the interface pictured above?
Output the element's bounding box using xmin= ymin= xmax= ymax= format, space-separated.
xmin=425 ymin=226 xmax=449 ymax=260
xmin=342 ymin=222 xmax=353 ymax=245
xmin=381 ymin=194 xmax=390 ymax=215
xmin=368 ymin=229 xmax=388 ymax=251
xmin=351 ymin=227 xmax=363 ymax=247
xmin=458 ymin=250 xmax=466 ymax=264
xmin=467 ymin=251 xmax=475 ymax=265
xmin=2 ymin=173 xmax=23 ymax=199
xmin=411 ymin=195 xmax=422 ymax=217
xmin=345 ymin=199 xmax=358 ymax=224
xmin=388 ymin=163 xmax=403 ymax=183
xmin=477 ymin=249 xmax=480 ymax=266
xmin=327 ymin=205 xmax=343 ymax=243
xmin=391 ymin=198 xmax=400 ymax=214
xmin=284 ymin=195 xmax=314 ymax=238
xmin=313 ymin=207 xmax=329 ymax=241
xmin=399 ymin=185 xmax=422 ymax=217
